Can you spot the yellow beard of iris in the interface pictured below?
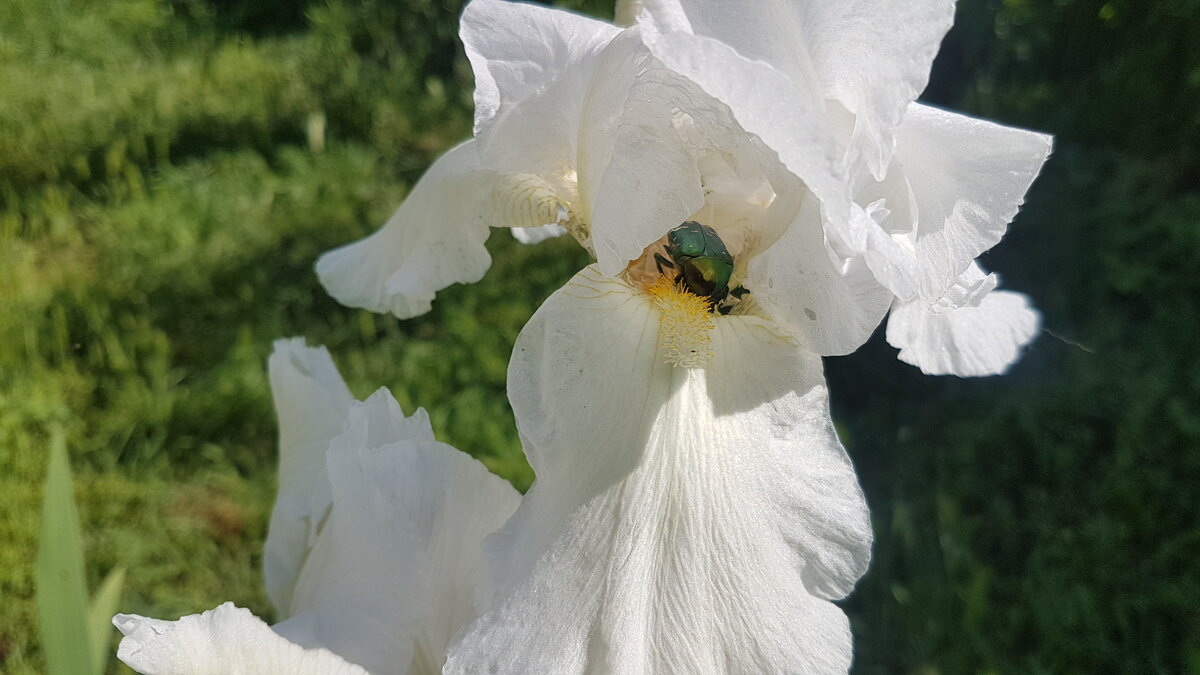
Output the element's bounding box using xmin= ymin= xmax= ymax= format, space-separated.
xmin=645 ymin=276 xmax=716 ymax=368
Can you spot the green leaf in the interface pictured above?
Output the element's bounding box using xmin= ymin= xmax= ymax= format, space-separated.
xmin=35 ymin=429 xmax=93 ymax=675
xmin=88 ymin=567 xmax=126 ymax=673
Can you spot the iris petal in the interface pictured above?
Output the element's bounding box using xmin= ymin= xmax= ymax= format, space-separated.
xmin=446 ymin=267 xmax=872 ymax=674
xmin=886 ymin=264 xmax=1041 ymax=376
xmin=113 ymin=604 xmax=369 ymax=675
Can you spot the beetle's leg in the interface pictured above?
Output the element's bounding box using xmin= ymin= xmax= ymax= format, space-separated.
xmin=718 ymin=304 xmax=732 ymax=315
xmin=730 ymin=286 xmax=749 ymax=299
xmin=654 ymin=253 xmax=676 ymax=275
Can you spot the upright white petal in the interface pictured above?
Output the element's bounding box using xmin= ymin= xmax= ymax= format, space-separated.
xmin=264 ymin=339 xmax=354 ymax=618
xmin=642 ymin=0 xmax=957 ymax=179
xmin=637 ymin=19 xmax=851 ymax=236
xmin=893 ymin=103 xmax=1053 ymax=299
xmin=274 ymin=390 xmax=521 ymax=674
xmin=113 ymin=603 xmax=368 ymax=675
xmin=462 ymin=0 xmax=620 ymax=141
xmin=638 ymin=0 xmax=821 ymax=98
xmin=582 ymin=32 xmax=706 ymax=274
xmin=462 ymin=0 xmax=622 ymax=203
xmin=749 ymin=196 xmax=894 ymax=356
xmin=793 ymin=0 xmax=956 ymax=179
xmin=316 ymin=141 xmax=493 ymax=319
xmin=465 ymin=1 xmax=805 ymax=276
xmin=446 ymin=267 xmax=872 ymax=674
xmin=886 ymin=264 xmax=1041 ymax=376
xmin=582 ymin=31 xmax=806 ymax=274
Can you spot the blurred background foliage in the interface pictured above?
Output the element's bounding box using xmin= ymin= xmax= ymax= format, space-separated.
xmin=0 ymin=0 xmax=1195 ymax=672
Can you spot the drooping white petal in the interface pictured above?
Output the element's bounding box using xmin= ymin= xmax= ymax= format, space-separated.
xmin=274 ymin=390 xmax=521 ymax=674
xmin=317 ymin=140 xmax=573 ymax=318
xmin=113 ymin=603 xmax=368 ymax=675
xmin=886 ymin=264 xmax=1041 ymax=376
xmin=641 ymin=0 xmax=957 ymax=179
xmin=749 ymin=195 xmax=894 ymax=356
xmin=893 ymin=103 xmax=1053 ymax=298
xmin=316 ymin=141 xmax=492 ymax=319
xmin=263 ymin=339 xmax=354 ymax=618
xmin=446 ymin=266 xmax=872 ymax=674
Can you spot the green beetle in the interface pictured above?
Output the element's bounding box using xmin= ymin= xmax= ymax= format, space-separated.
xmin=654 ymin=221 xmax=748 ymax=313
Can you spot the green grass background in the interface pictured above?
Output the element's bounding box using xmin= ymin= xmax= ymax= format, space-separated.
xmin=1 ymin=0 xmax=1197 ymax=672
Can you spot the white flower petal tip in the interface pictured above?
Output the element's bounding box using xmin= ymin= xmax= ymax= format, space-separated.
xmin=886 ymin=268 xmax=1041 ymax=377
xmin=461 ymin=0 xmax=620 ymax=136
xmin=113 ymin=603 xmax=369 ymax=675
xmin=316 ymin=141 xmax=493 ymax=319
xmin=269 ymin=338 xmax=354 ymax=399
xmin=446 ymin=267 xmax=872 ymax=674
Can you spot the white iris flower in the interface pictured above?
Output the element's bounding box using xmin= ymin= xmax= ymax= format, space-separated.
xmin=113 ymin=340 xmax=520 ymax=674
xmin=313 ymin=0 xmax=1051 ymax=669
xmin=117 ymin=0 xmax=1053 ymax=672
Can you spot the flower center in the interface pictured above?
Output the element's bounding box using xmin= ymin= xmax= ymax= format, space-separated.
xmin=645 ymin=275 xmax=715 ymax=368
